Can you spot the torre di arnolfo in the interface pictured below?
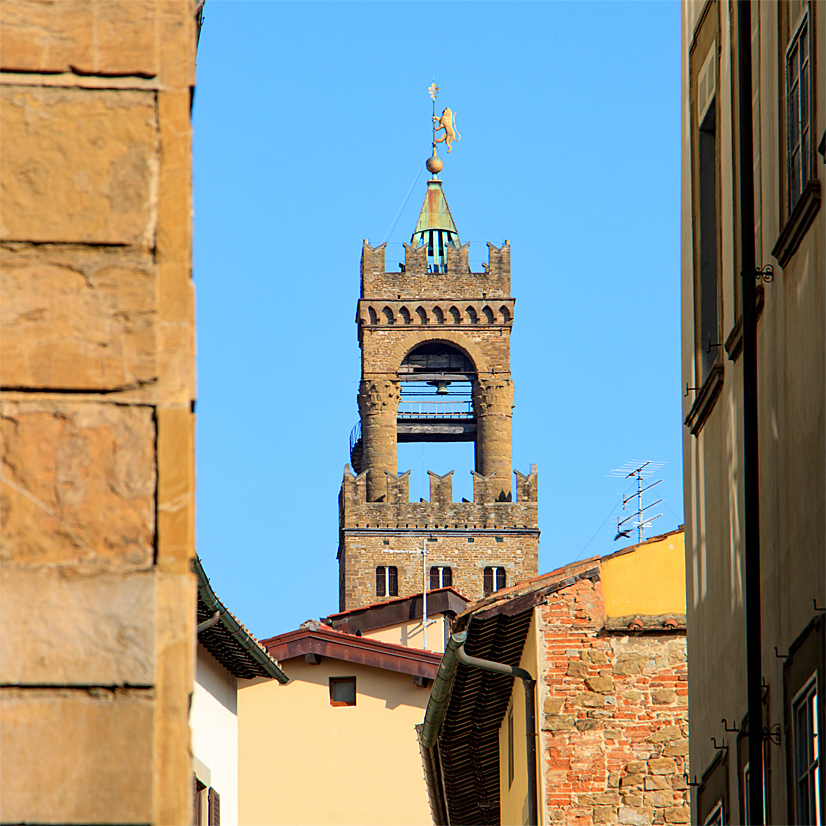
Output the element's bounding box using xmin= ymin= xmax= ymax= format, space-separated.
xmin=338 ymin=157 xmax=540 ymax=611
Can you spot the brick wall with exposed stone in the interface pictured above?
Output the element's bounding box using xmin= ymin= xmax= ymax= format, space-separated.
xmin=539 ymin=578 xmax=690 ymax=826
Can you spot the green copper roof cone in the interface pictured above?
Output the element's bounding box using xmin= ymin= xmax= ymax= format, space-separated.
xmin=411 ymin=178 xmax=460 ymax=248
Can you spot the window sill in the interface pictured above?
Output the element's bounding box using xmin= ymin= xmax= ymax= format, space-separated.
xmin=724 ymin=285 xmax=765 ymax=361
xmin=772 ymin=179 xmax=821 ymax=267
xmin=685 ymin=363 xmax=724 ymax=436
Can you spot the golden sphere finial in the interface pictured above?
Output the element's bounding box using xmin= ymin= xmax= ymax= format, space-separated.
xmin=426 ymin=150 xmax=443 ymax=175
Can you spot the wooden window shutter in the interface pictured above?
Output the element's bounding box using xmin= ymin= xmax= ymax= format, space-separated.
xmin=376 ymin=567 xmax=386 ymax=597
xmin=388 ymin=566 xmax=398 ymax=596
xmin=483 ymin=567 xmax=493 ymax=596
xmin=430 ymin=566 xmax=439 ymax=590
xmin=496 ymin=567 xmax=506 ymax=591
xmin=443 ymin=566 xmax=452 ymax=587
xmin=208 ymin=788 xmax=220 ymax=826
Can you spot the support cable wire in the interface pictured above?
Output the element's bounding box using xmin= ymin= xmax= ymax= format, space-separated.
xmin=382 ymin=159 xmax=427 ymax=245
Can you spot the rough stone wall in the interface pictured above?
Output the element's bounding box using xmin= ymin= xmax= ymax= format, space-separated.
xmin=539 ymin=579 xmax=690 ymax=826
xmin=0 ymin=3 xmax=197 ymax=823
xmin=338 ymin=465 xmax=539 ymax=609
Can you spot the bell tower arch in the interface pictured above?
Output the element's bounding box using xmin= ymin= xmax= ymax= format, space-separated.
xmin=338 ymin=170 xmax=539 ymax=613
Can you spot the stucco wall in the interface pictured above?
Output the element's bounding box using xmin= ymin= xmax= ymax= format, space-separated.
xmin=363 ymin=613 xmax=451 ymax=652
xmin=238 ymin=658 xmax=432 ymax=825
xmin=681 ymin=1 xmax=826 ymax=821
xmin=191 ymin=646 xmax=239 ymax=826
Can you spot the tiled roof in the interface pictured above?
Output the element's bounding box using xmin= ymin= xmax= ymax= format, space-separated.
xmin=261 ymin=623 xmax=443 ymax=680
xmin=195 ymin=558 xmax=288 ymax=683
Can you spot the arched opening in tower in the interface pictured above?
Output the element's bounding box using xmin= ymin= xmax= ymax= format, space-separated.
xmin=397 ymin=342 xmax=476 ymax=502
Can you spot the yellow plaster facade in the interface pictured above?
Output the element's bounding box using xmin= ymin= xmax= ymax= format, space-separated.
xmin=239 ymin=658 xmax=432 ymax=825
xmin=600 ymin=529 xmax=686 ymax=618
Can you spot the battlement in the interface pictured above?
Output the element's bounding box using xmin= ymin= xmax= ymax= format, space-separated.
xmin=360 ymin=240 xmax=511 ymax=300
xmin=339 ymin=464 xmax=538 ymax=532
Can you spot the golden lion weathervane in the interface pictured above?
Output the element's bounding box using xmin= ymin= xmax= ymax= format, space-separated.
xmin=427 ymin=82 xmax=460 ymax=175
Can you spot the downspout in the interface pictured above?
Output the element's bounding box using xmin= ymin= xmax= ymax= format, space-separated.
xmin=736 ymin=2 xmax=764 ymax=823
xmin=420 ymin=631 xmax=466 ymax=825
xmin=454 ymin=633 xmax=538 ymax=826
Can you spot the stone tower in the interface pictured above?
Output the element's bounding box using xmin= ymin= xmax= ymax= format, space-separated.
xmin=338 ymin=174 xmax=539 ymax=611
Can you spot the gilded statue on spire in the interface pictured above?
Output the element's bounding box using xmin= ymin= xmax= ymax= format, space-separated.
xmin=433 ymin=107 xmax=460 ymax=153
xmin=426 ymin=82 xmax=460 ymax=175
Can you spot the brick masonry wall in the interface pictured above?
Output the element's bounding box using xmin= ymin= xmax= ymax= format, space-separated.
xmin=539 ymin=580 xmax=690 ymax=826
xmin=0 ymin=3 xmax=197 ymax=823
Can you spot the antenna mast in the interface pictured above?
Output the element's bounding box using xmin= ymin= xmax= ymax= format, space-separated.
xmin=609 ymin=460 xmax=666 ymax=543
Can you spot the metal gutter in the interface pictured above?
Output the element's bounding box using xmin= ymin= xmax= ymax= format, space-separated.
xmin=419 ymin=631 xmax=466 ymax=825
xmin=736 ymin=2 xmax=765 ymax=822
xmin=194 ymin=558 xmax=289 ymax=684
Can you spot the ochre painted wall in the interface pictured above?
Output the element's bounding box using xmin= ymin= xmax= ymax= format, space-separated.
xmin=238 ymin=658 xmax=432 ymax=825
xmin=601 ymin=530 xmax=686 ymax=618
xmin=498 ymin=611 xmax=540 ymax=826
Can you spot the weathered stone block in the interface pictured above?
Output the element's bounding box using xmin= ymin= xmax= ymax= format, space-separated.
xmin=621 ymin=773 xmax=645 ymax=788
xmin=576 ymin=718 xmax=601 ymax=732
xmin=651 ymin=689 xmax=677 ymax=705
xmin=567 ymin=659 xmax=588 ymax=678
xmin=663 ymin=740 xmax=689 ymax=756
xmin=544 ymin=713 xmax=577 ymax=732
xmin=574 ymin=692 xmax=605 ymax=708
xmin=579 ymin=793 xmax=621 ymax=807
xmin=585 ymin=675 xmax=614 ymax=693
xmin=614 ymin=655 xmax=646 ymax=676
xmin=0 ymin=245 xmax=156 ymax=390
xmin=663 ymin=806 xmax=690 ymax=823
xmin=582 ymin=649 xmax=609 ymax=664
xmin=623 ymin=689 xmax=644 ymax=703
xmin=648 ymin=758 xmax=677 ymax=775
xmin=544 ymin=697 xmax=565 ymax=714
xmin=0 ymin=86 xmax=157 ymax=245
xmin=626 ymin=761 xmax=646 ymax=775
xmin=644 ymin=776 xmax=670 ymax=791
xmin=0 ymin=1 xmax=158 ymax=76
xmin=0 ymin=568 xmax=154 ymax=685
xmin=0 ymin=687 xmax=153 ymax=822
xmin=0 ymin=401 xmax=155 ymax=569
xmin=594 ymin=806 xmax=619 ymax=824
xmin=618 ymin=805 xmax=653 ymax=825
xmin=648 ymin=725 xmax=681 ymax=742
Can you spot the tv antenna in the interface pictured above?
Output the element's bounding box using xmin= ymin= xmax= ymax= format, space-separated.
xmin=608 ymin=461 xmax=665 ymax=543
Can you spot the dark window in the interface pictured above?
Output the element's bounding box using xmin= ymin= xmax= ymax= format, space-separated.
xmin=483 ymin=566 xmax=506 ymax=597
xmin=430 ymin=566 xmax=452 ymax=589
xmin=792 ymin=677 xmax=820 ymax=823
xmin=330 ymin=676 xmax=357 ymax=707
xmin=698 ymin=94 xmax=719 ymax=379
xmin=376 ymin=566 xmax=398 ymax=598
xmin=786 ymin=6 xmax=811 ymax=213
xmin=208 ymin=788 xmax=220 ymax=826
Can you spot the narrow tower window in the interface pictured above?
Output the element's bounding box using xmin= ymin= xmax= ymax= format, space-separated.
xmin=483 ymin=566 xmax=506 ymax=597
xmin=429 ymin=566 xmax=453 ymax=589
xmin=376 ymin=566 xmax=398 ymax=598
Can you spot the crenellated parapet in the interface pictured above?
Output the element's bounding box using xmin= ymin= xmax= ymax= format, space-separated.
xmin=360 ymin=240 xmax=511 ymax=299
xmin=339 ymin=464 xmax=539 ymax=531
xmin=356 ymin=298 xmax=514 ymax=328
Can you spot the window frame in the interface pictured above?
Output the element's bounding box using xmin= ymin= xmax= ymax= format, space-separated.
xmin=685 ymin=5 xmax=724 ymax=436
xmin=784 ymin=3 xmax=812 ymax=216
xmin=791 ymin=674 xmax=821 ymax=824
xmin=430 ymin=565 xmax=453 ymax=590
xmin=376 ymin=565 xmax=398 ymax=598
xmin=784 ymin=615 xmax=825 ymax=825
xmin=329 ymin=676 xmax=357 ymax=707
xmin=483 ymin=566 xmax=506 ymax=597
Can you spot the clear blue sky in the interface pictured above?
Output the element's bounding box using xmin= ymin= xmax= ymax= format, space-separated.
xmin=192 ymin=1 xmax=682 ymax=639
